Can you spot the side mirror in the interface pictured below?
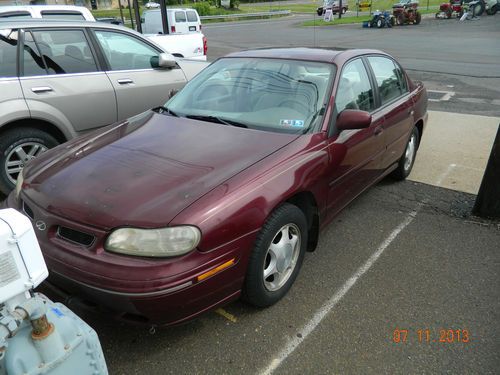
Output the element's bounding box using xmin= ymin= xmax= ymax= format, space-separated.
xmin=336 ymin=109 xmax=372 ymax=131
xmin=150 ymin=53 xmax=177 ymax=69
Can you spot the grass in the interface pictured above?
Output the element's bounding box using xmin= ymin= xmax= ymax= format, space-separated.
xmin=90 ymin=0 xmax=442 ymax=24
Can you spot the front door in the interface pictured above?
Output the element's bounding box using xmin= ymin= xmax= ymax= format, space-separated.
xmin=326 ymin=58 xmax=385 ymax=219
xmin=93 ymin=29 xmax=187 ymax=121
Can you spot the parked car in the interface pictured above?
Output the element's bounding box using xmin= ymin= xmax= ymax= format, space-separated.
xmin=0 ymin=5 xmax=208 ymax=60
xmin=0 ymin=20 xmax=208 ymax=194
xmin=141 ymin=8 xmax=202 ymax=34
xmin=0 ymin=5 xmax=93 ymax=21
xmin=6 ymin=48 xmax=428 ymax=326
xmin=317 ymin=0 xmax=349 ymax=15
xmin=145 ymin=2 xmax=161 ymax=9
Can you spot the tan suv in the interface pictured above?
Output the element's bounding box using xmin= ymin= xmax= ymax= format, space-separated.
xmin=0 ymin=20 xmax=207 ymax=194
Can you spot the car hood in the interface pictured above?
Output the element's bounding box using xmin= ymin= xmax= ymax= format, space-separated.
xmin=23 ymin=111 xmax=298 ymax=229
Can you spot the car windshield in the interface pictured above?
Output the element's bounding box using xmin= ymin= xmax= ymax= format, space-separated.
xmin=166 ymin=57 xmax=335 ymax=134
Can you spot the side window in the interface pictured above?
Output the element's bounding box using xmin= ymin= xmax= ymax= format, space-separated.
xmin=0 ymin=29 xmax=18 ymax=78
xmin=394 ymin=63 xmax=408 ymax=93
xmin=23 ymin=31 xmax=48 ymax=77
xmin=175 ymin=11 xmax=186 ymax=22
xmin=186 ymin=11 xmax=198 ymax=22
xmin=94 ymin=30 xmax=159 ymax=71
xmin=336 ymin=59 xmax=375 ymax=113
xmin=30 ymin=29 xmax=98 ymax=75
xmin=367 ymin=56 xmax=404 ymax=106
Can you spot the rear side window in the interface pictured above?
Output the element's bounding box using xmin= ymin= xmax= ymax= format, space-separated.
xmin=175 ymin=11 xmax=186 ymax=22
xmin=30 ymin=29 xmax=98 ymax=75
xmin=23 ymin=31 xmax=47 ymax=77
xmin=367 ymin=56 xmax=405 ymax=106
xmin=40 ymin=12 xmax=86 ymax=20
xmin=0 ymin=29 xmax=18 ymax=77
xmin=186 ymin=11 xmax=198 ymax=22
xmin=0 ymin=11 xmax=32 ymax=19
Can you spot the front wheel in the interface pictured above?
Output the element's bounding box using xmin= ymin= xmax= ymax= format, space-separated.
xmin=391 ymin=126 xmax=419 ymax=181
xmin=376 ymin=18 xmax=384 ymax=27
xmin=243 ymin=203 xmax=308 ymax=307
xmin=0 ymin=128 xmax=59 ymax=194
xmin=341 ymin=7 xmax=347 ymax=14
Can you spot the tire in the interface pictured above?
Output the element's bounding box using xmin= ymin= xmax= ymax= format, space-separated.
xmin=390 ymin=16 xmax=396 ymax=26
xmin=391 ymin=126 xmax=419 ymax=181
xmin=415 ymin=11 xmax=422 ymax=24
xmin=0 ymin=128 xmax=59 ymax=194
xmin=470 ymin=1 xmax=485 ymax=16
xmin=435 ymin=12 xmax=440 ymax=18
xmin=377 ymin=18 xmax=384 ymax=27
xmin=486 ymin=5 xmax=497 ymax=14
xmin=446 ymin=9 xmax=452 ymax=18
xmin=317 ymin=7 xmax=323 ymax=16
xmin=396 ymin=13 xmax=406 ymax=25
xmin=243 ymin=203 xmax=308 ymax=307
xmin=341 ymin=7 xmax=347 ymax=14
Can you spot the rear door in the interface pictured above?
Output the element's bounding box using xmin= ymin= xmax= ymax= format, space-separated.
xmin=366 ymin=55 xmax=413 ymax=170
xmin=326 ymin=58 xmax=385 ymax=219
xmin=186 ymin=10 xmax=201 ymax=32
xmin=0 ymin=28 xmax=30 ymax=126
xmin=19 ymin=27 xmax=117 ymax=134
xmin=172 ymin=10 xmax=189 ymax=34
xmin=92 ymin=28 xmax=186 ymax=121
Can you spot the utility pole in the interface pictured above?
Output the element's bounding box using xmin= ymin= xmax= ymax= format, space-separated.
xmin=159 ymin=0 xmax=170 ymax=34
xmin=338 ymin=0 xmax=343 ymax=19
xmin=473 ymin=124 xmax=500 ymax=219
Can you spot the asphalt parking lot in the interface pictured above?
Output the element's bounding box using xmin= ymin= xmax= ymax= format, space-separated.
xmin=1 ymin=10 xmax=499 ymax=375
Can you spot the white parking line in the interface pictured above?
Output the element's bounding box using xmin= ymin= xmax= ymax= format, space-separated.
xmin=259 ymin=204 xmax=423 ymax=375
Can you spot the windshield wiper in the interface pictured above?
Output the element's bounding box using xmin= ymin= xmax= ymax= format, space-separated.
xmin=153 ymin=106 xmax=179 ymax=117
xmin=186 ymin=115 xmax=248 ymax=128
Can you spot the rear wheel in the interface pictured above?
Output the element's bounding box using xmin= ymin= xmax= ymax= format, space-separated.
xmin=0 ymin=128 xmax=59 ymax=194
xmin=470 ymin=1 xmax=485 ymax=16
xmin=396 ymin=13 xmax=406 ymax=25
xmin=243 ymin=203 xmax=307 ymax=307
xmin=376 ymin=18 xmax=384 ymax=27
xmin=486 ymin=5 xmax=497 ymax=14
xmin=415 ymin=11 xmax=422 ymax=24
xmin=341 ymin=7 xmax=347 ymax=14
xmin=391 ymin=126 xmax=419 ymax=181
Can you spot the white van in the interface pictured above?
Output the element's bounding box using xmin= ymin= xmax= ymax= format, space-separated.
xmin=0 ymin=5 xmax=94 ymax=21
xmin=141 ymin=8 xmax=201 ymax=35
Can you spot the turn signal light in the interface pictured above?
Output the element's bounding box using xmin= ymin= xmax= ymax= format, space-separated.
xmin=197 ymin=259 xmax=235 ymax=282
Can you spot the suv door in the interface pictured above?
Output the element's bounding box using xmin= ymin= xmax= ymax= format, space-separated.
xmin=92 ymin=29 xmax=186 ymax=120
xmin=0 ymin=28 xmax=29 ymax=127
xmin=366 ymin=55 xmax=413 ymax=170
xmin=19 ymin=27 xmax=117 ymax=134
xmin=172 ymin=11 xmax=188 ymax=34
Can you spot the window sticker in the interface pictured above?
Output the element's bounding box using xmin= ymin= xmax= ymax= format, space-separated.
xmin=280 ymin=119 xmax=305 ymax=127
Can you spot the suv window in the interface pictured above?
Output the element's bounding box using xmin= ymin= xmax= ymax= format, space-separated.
xmin=23 ymin=31 xmax=48 ymax=76
xmin=0 ymin=29 xmax=18 ymax=77
xmin=336 ymin=58 xmax=375 ymax=113
xmin=40 ymin=12 xmax=86 ymax=20
xmin=175 ymin=11 xmax=186 ymax=22
xmin=94 ymin=30 xmax=159 ymax=71
xmin=367 ymin=56 xmax=405 ymax=106
xmin=186 ymin=11 xmax=198 ymax=22
xmin=29 ymin=29 xmax=97 ymax=75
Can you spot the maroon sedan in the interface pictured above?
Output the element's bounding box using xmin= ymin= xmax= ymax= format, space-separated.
xmin=7 ymin=48 xmax=427 ymax=326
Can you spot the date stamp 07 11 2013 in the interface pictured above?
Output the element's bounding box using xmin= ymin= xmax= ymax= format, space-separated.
xmin=393 ymin=328 xmax=470 ymax=344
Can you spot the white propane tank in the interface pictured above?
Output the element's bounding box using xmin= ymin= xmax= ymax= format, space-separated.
xmin=0 ymin=209 xmax=108 ymax=375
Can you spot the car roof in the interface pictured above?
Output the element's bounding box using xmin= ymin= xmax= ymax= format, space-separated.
xmin=0 ymin=19 xmax=130 ymax=31
xmin=0 ymin=5 xmax=90 ymax=11
xmin=225 ymin=47 xmax=389 ymax=64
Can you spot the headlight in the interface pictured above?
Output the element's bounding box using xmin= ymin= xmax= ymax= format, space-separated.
xmin=15 ymin=172 xmax=24 ymax=200
xmin=105 ymin=226 xmax=201 ymax=257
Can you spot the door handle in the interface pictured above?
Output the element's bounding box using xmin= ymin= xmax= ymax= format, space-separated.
xmin=117 ymin=79 xmax=134 ymax=85
xmin=374 ymin=126 xmax=383 ymax=136
xmin=31 ymin=86 xmax=53 ymax=93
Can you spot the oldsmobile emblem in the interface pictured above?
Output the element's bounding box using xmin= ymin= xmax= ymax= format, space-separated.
xmin=35 ymin=220 xmax=47 ymax=231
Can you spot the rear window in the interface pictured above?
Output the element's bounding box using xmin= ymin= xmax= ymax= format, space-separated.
xmin=186 ymin=11 xmax=198 ymax=22
xmin=174 ymin=11 xmax=186 ymax=22
xmin=0 ymin=29 xmax=18 ymax=77
xmin=41 ymin=11 xmax=86 ymax=20
xmin=0 ymin=11 xmax=32 ymax=19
